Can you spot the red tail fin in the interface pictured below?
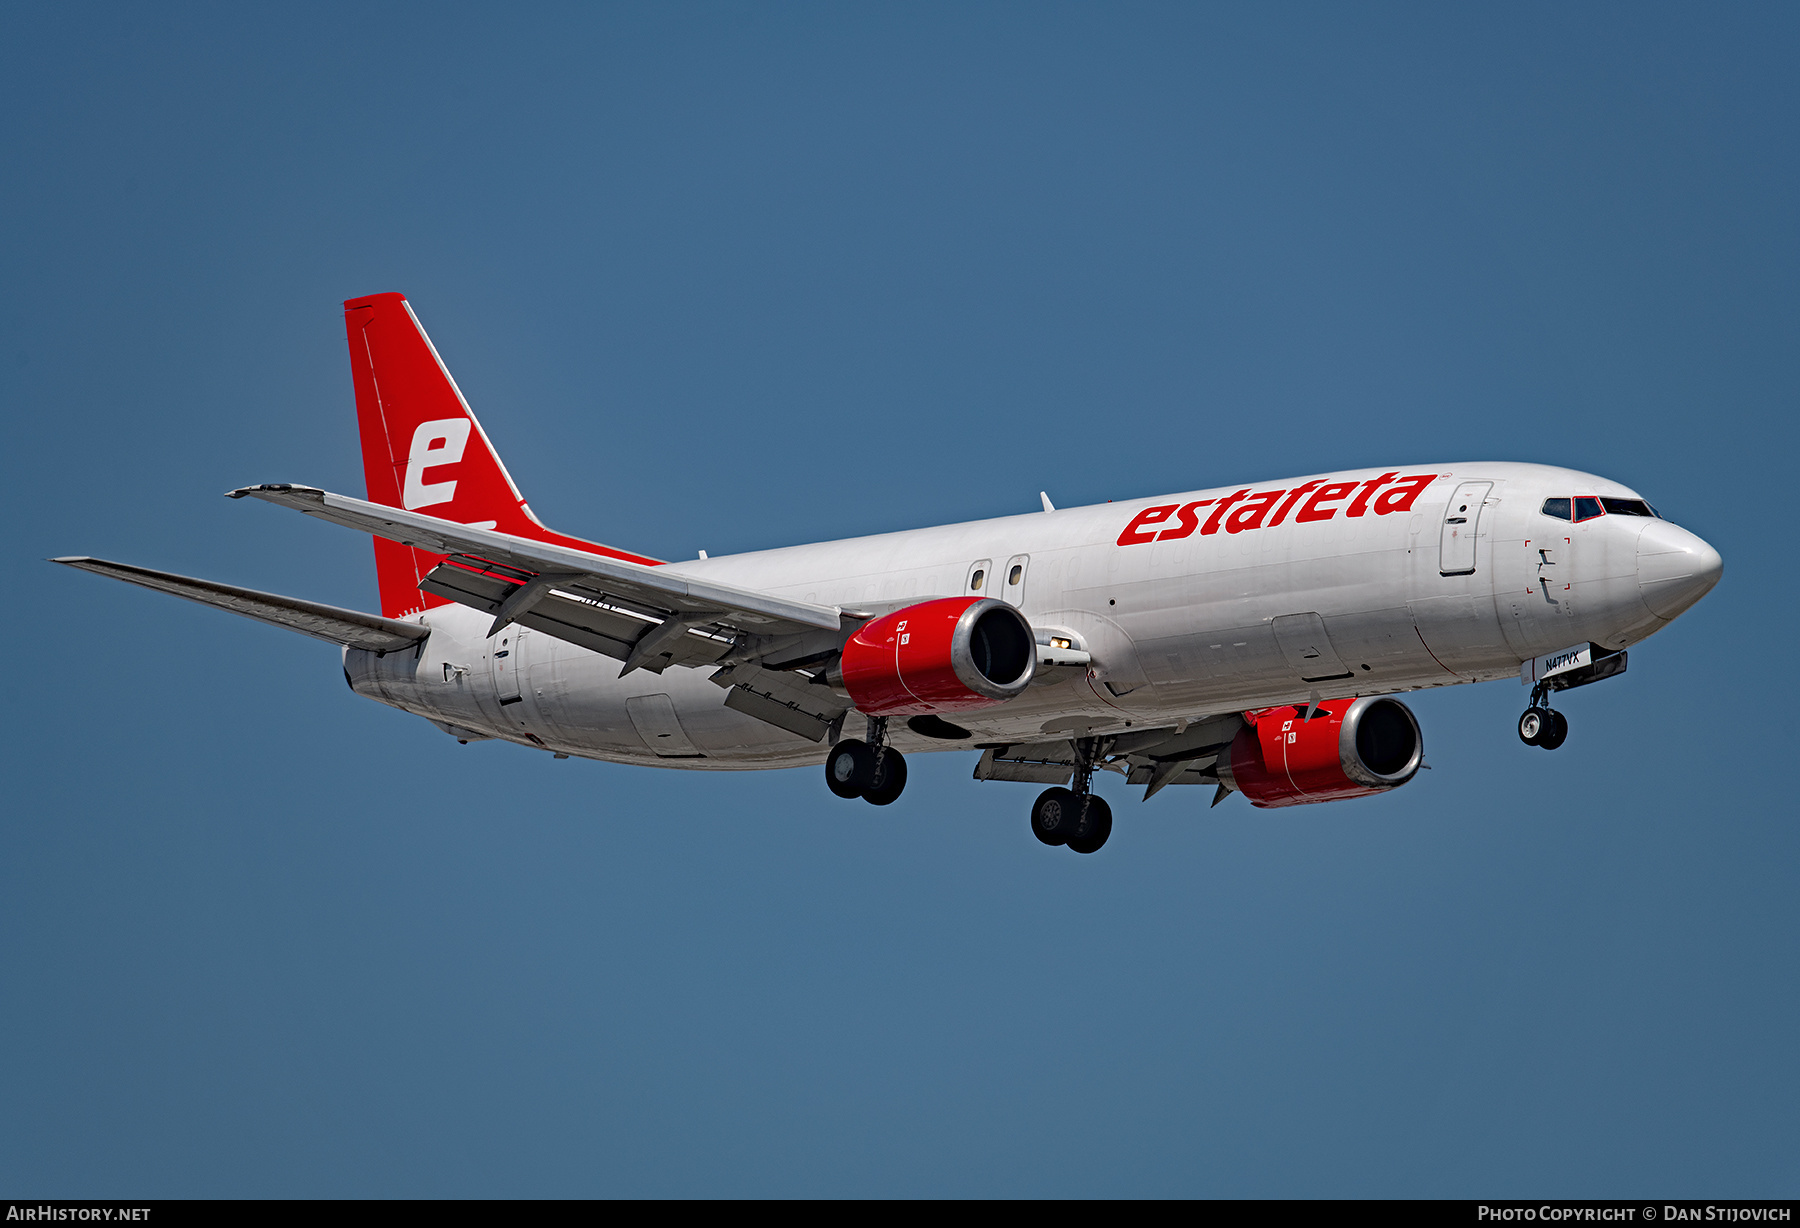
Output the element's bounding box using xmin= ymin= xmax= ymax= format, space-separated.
xmin=343 ymin=293 xmax=659 ymax=618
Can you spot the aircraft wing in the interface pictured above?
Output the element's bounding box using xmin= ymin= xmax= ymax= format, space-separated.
xmin=230 ymin=485 xmax=852 ymax=676
xmin=52 ymin=556 xmax=430 ymax=653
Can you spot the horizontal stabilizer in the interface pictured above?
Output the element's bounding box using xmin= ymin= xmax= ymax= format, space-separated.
xmin=52 ymin=557 xmax=430 ymax=653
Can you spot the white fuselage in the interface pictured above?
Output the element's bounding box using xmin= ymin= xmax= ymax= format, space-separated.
xmin=344 ymin=463 xmax=1716 ymax=768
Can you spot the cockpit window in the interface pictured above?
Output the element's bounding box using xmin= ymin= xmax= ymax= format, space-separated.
xmin=1545 ymin=495 xmax=1658 ymax=522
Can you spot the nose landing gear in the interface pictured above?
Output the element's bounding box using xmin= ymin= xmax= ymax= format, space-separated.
xmin=824 ymin=716 xmax=909 ymax=804
xmin=1518 ymin=684 xmax=1569 ymax=750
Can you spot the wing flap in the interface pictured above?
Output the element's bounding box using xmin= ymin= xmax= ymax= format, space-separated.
xmin=419 ymin=559 xmax=732 ymax=671
xmin=973 ymin=742 xmax=1079 ymax=785
xmin=722 ymin=686 xmax=835 ymax=742
xmin=974 ymin=755 xmax=1074 ymax=786
xmin=710 ymin=660 xmax=851 ymax=742
xmin=1126 ymin=761 xmax=1222 ymax=788
xmin=53 ymin=557 xmax=428 ymax=653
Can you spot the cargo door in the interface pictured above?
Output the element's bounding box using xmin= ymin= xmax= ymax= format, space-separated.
xmin=626 ymin=694 xmax=703 ymax=758
xmin=1271 ymin=612 xmax=1354 ymax=683
xmin=1438 ymin=481 xmax=1493 ymax=576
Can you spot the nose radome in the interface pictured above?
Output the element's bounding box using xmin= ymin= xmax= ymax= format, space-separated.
xmin=1637 ymin=520 xmax=1723 ymax=621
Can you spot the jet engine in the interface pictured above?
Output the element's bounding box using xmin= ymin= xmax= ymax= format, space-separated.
xmin=1217 ymin=696 xmax=1423 ymax=808
xmin=838 ymin=596 xmax=1036 ymax=716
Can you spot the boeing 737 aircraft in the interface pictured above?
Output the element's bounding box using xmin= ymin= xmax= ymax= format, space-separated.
xmin=56 ymin=294 xmax=1723 ymax=853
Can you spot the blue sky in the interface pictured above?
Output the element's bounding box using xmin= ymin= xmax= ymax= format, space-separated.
xmin=2 ymin=3 xmax=1795 ymax=1196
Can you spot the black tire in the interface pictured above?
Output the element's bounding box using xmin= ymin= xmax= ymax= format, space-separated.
xmin=1067 ymin=795 xmax=1114 ymax=855
xmin=1031 ymin=787 xmax=1077 ymax=846
xmin=1518 ymin=707 xmax=1548 ymax=746
xmin=862 ymin=750 xmax=908 ymax=806
xmin=825 ymin=739 xmax=877 ymax=799
xmin=1539 ymin=709 xmax=1569 ymax=751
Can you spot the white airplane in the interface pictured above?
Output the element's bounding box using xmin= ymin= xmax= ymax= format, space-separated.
xmin=56 ymin=293 xmax=1723 ymax=854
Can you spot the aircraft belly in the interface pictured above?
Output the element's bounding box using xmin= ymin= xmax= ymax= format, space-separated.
xmin=346 ymin=609 xmax=830 ymax=768
xmin=525 ymin=634 xmax=823 ymax=764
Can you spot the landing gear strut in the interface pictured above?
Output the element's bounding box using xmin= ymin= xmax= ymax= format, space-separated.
xmin=1518 ymin=684 xmax=1569 ymax=750
xmin=1030 ymin=738 xmax=1113 ymax=853
xmin=824 ymin=716 xmax=909 ymax=804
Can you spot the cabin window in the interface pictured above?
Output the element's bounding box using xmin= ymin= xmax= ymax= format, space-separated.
xmin=1574 ymin=496 xmax=1604 ymax=521
xmin=1541 ymin=497 xmax=1571 ymax=521
xmin=1008 ymin=565 xmax=1023 ymax=586
xmin=970 ymin=569 xmax=985 ymax=591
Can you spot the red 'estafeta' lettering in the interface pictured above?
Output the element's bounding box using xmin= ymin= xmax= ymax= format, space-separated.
xmin=1345 ymin=472 xmax=1397 ymax=517
xmin=1226 ymin=489 xmax=1285 ymax=533
xmin=1117 ymin=472 xmax=1445 ymax=544
xmin=1156 ymin=500 xmax=1215 ymax=541
xmin=1117 ymin=504 xmax=1179 ymax=546
xmin=1373 ymin=474 xmax=1436 ymax=515
xmin=1295 ymin=481 xmax=1359 ymax=523
xmin=1201 ymin=490 xmax=1252 ymax=535
xmin=1268 ymin=480 xmax=1323 ymax=527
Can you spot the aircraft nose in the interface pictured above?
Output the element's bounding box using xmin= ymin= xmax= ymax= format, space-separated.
xmin=1637 ymin=519 xmax=1723 ymax=620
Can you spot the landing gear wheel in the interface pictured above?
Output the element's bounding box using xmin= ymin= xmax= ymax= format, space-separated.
xmin=862 ymin=750 xmax=908 ymax=806
xmin=1539 ymin=710 xmax=1569 ymax=750
xmin=1518 ymin=707 xmax=1549 ymax=746
xmin=825 ymin=739 xmax=877 ymax=799
xmin=1066 ymin=795 xmax=1113 ymax=855
xmin=1031 ymin=787 xmax=1077 ymax=846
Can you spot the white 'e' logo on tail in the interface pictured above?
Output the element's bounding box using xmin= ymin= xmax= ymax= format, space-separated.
xmin=403 ymin=418 xmax=472 ymax=510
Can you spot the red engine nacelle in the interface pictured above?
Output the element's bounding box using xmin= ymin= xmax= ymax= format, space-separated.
xmin=839 ymin=597 xmax=1037 ymax=716
xmin=1217 ymin=696 xmax=1423 ymax=809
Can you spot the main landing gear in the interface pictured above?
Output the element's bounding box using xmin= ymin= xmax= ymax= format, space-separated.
xmin=824 ymin=717 xmax=908 ymax=805
xmin=1518 ymin=683 xmax=1569 ymax=750
xmin=1030 ymin=740 xmax=1113 ymax=854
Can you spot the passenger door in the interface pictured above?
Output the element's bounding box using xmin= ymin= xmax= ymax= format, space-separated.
xmin=487 ymin=626 xmax=534 ymax=731
xmin=490 ymin=626 xmax=526 ymax=705
xmin=1438 ymin=481 xmax=1494 ymax=576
